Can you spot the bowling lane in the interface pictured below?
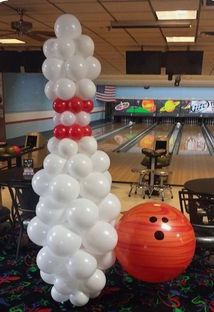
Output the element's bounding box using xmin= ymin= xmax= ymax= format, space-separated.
xmin=92 ymin=122 xmax=124 ymax=137
xmin=127 ymin=123 xmax=173 ymax=153
xmin=97 ymin=123 xmax=149 ymax=152
xmin=178 ymin=125 xmax=209 ymax=155
xmin=207 ymin=125 xmax=214 ymax=137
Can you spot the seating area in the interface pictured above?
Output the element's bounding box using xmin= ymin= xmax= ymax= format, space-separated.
xmin=129 ymin=138 xmax=173 ymax=201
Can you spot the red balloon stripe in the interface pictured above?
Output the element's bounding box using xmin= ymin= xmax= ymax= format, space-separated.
xmin=53 ymin=124 xmax=69 ymax=139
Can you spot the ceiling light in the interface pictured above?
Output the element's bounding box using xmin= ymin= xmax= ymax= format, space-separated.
xmin=0 ymin=38 xmax=26 ymax=44
xmin=156 ymin=10 xmax=197 ymax=20
xmin=111 ymin=20 xmax=191 ymax=29
xmin=0 ymin=0 xmax=8 ymax=2
xmin=166 ymin=36 xmax=195 ymax=43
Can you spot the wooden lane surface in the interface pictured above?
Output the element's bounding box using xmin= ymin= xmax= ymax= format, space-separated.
xmin=109 ymin=152 xmax=214 ymax=186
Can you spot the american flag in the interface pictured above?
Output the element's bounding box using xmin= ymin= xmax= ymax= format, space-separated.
xmin=95 ymin=85 xmax=116 ymax=102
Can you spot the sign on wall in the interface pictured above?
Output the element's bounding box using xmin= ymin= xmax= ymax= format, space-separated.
xmin=0 ymin=73 xmax=6 ymax=143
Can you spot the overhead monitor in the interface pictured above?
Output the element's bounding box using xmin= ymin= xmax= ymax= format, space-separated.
xmin=165 ymin=51 xmax=203 ymax=75
xmin=126 ymin=51 xmax=162 ymax=74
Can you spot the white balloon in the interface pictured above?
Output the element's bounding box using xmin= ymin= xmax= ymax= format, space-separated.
xmin=53 ymin=112 xmax=61 ymax=126
xmin=80 ymin=172 xmax=110 ymax=202
xmin=91 ymin=150 xmax=110 ymax=172
xmin=85 ymin=269 xmax=106 ymax=293
xmin=103 ymin=171 xmax=112 ymax=185
xmin=82 ymin=221 xmax=118 ymax=255
xmin=27 ymin=216 xmax=49 ymax=246
xmin=76 ymin=79 xmax=96 ymax=99
xmin=66 ymin=198 xmax=98 ymax=230
xmin=86 ymin=56 xmax=101 ymax=80
xmin=54 ymin=78 xmax=76 ymax=100
xmin=36 ymin=246 xmax=65 ymax=274
xmin=96 ymin=251 xmax=116 ymax=270
xmin=48 ymin=174 xmax=80 ymax=203
xmin=78 ymin=136 xmax=97 ymax=156
xmin=47 ymin=137 xmax=59 ymax=154
xmin=58 ymin=138 xmax=78 ymax=159
xmin=32 ymin=169 xmax=51 ymax=196
xmin=67 ymin=249 xmax=97 ymax=279
xmin=44 ymin=81 xmax=56 ymax=101
xmin=70 ymin=291 xmax=89 ymax=307
xmin=60 ymin=111 xmax=76 ymax=126
xmin=76 ymin=111 xmax=90 ymax=126
xmin=98 ymin=193 xmax=121 ymax=222
xmin=64 ymin=55 xmax=87 ymax=82
xmin=54 ymin=14 xmax=82 ymax=39
xmin=75 ymin=34 xmax=94 ymax=58
xmin=66 ymin=153 xmax=93 ymax=180
xmin=40 ymin=271 xmax=56 ymax=284
xmin=43 ymin=38 xmax=61 ymax=59
xmin=42 ymin=58 xmax=64 ymax=81
xmin=54 ymin=276 xmax=78 ymax=295
xmin=43 ymin=154 xmax=66 ymax=176
xmin=36 ymin=197 xmax=65 ymax=225
xmin=51 ymin=286 xmax=69 ymax=303
xmin=47 ymin=224 xmax=82 ymax=256
xmin=58 ymin=37 xmax=76 ymax=60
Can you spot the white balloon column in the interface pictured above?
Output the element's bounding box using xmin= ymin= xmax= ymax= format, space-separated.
xmin=27 ymin=14 xmax=121 ymax=307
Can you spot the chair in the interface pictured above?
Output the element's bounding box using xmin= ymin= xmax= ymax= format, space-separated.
xmin=150 ymin=170 xmax=173 ymax=201
xmin=8 ymin=184 xmax=39 ymax=260
xmin=128 ymin=168 xmax=150 ymax=198
xmin=0 ymin=204 xmax=13 ymax=227
xmin=179 ymin=189 xmax=214 ymax=263
xmin=178 ymin=189 xmax=207 ymax=224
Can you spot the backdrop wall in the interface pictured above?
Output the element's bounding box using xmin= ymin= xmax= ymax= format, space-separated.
xmin=4 ymin=73 xmax=105 ymax=139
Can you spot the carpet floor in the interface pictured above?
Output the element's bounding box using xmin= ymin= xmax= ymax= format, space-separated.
xmin=0 ymin=228 xmax=213 ymax=312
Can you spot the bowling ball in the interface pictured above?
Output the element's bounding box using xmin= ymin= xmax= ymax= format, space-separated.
xmin=115 ymin=202 xmax=195 ymax=283
xmin=12 ymin=145 xmax=21 ymax=154
xmin=6 ymin=146 xmax=16 ymax=155
xmin=0 ymin=147 xmax=6 ymax=155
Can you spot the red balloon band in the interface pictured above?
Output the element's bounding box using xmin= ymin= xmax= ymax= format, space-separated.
xmin=67 ymin=96 xmax=83 ymax=113
xmin=82 ymin=125 xmax=92 ymax=136
xmin=53 ymin=124 xmax=69 ymax=139
xmin=68 ymin=124 xmax=84 ymax=141
xmin=53 ymin=98 xmax=68 ymax=113
xmin=82 ymin=99 xmax=94 ymax=113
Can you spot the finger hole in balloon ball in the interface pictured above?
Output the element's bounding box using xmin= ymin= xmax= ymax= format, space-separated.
xmin=149 ymin=216 xmax=157 ymax=223
xmin=162 ymin=217 xmax=169 ymax=223
xmin=154 ymin=231 xmax=164 ymax=240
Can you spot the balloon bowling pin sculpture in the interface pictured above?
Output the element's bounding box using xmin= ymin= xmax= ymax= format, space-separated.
xmin=27 ymin=14 xmax=121 ymax=307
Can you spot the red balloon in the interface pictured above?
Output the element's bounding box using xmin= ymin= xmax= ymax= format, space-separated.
xmin=67 ymin=97 xmax=83 ymax=113
xmin=53 ymin=124 xmax=68 ymax=139
xmin=82 ymin=100 xmax=94 ymax=113
xmin=115 ymin=202 xmax=195 ymax=283
xmin=68 ymin=124 xmax=83 ymax=141
xmin=82 ymin=125 xmax=92 ymax=136
xmin=53 ymin=98 xmax=68 ymax=113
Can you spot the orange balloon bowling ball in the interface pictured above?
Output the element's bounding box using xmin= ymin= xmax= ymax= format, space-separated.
xmin=115 ymin=202 xmax=195 ymax=283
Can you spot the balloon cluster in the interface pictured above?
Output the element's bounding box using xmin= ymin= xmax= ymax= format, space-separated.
xmin=27 ymin=14 xmax=121 ymax=307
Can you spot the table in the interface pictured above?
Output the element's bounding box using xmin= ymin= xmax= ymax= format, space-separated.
xmin=184 ymin=178 xmax=214 ymax=197
xmin=0 ymin=146 xmax=44 ymax=169
xmin=0 ymin=167 xmax=40 ymax=204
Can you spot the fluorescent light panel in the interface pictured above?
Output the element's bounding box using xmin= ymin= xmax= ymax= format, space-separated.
xmin=166 ymin=36 xmax=195 ymax=43
xmin=0 ymin=38 xmax=26 ymax=44
xmin=156 ymin=10 xmax=197 ymax=20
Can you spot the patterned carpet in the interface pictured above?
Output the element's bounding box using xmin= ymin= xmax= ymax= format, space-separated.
xmin=0 ymin=227 xmax=213 ymax=312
